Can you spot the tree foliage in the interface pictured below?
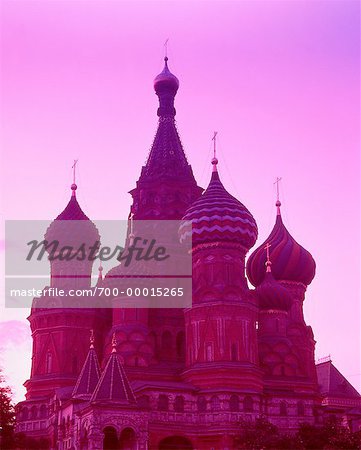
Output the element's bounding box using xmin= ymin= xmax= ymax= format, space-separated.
xmin=0 ymin=368 xmax=15 ymax=449
xmin=235 ymin=416 xmax=361 ymax=450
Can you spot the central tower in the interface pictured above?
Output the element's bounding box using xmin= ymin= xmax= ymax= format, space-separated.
xmin=129 ymin=57 xmax=203 ymax=220
xmin=110 ymin=58 xmax=203 ymax=376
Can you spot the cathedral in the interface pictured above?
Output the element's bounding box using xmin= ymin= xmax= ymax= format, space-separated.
xmin=15 ymin=58 xmax=361 ymax=449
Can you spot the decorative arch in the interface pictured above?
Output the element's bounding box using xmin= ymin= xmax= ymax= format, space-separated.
xmin=119 ymin=427 xmax=136 ymax=450
xmin=174 ymin=395 xmax=184 ymax=413
xmin=210 ymin=395 xmax=220 ymax=411
xmin=157 ymin=394 xmax=169 ymax=411
xmin=243 ymin=395 xmax=253 ymax=412
xmin=103 ymin=426 xmax=118 ymax=450
xmin=39 ymin=404 xmax=47 ymax=419
xmin=21 ymin=407 xmax=29 ymax=421
xmin=229 ymin=394 xmax=239 ymax=412
xmin=30 ymin=405 xmax=38 ymax=419
xmin=197 ymin=396 xmax=207 ymax=413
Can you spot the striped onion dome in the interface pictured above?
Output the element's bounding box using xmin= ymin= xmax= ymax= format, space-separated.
xmin=255 ymin=262 xmax=292 ymax=311
xmin=179 ymin=160 xmax=258 ymax=249
xmin=246 ymin=202 xmax=316 ymax=287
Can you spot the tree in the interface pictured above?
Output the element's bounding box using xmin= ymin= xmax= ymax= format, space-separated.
xmin=235 ymin=416 xmax=361 ymax=450
xmin=234 ymin=416 xmax=301 ymax=449
xmin=298 ymin=416 xmax=361 ymax=450
xmin=0 ymin=368 xmax=15 ymax=449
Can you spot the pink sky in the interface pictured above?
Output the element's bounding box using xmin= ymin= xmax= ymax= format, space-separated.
xmin=1 ymin=0 xmax=360 ymax=402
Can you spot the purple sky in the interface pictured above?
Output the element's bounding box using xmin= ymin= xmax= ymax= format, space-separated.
xmin=1 ymin=0 xmax=360 ymax=402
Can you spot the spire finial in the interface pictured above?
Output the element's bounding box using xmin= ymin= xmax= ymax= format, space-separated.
xmin=71 ymin=159 xmax=78 ymax=196
xmin=211 ymin=131 xmax=218 ymax=172
xmin=264 ymin=242 xmax=272 ymax=272
xmin=164 ymin=38 xmax=169 ymax=61
xmin=111 ymin=333 xmax=117 ymax=353
xmin=274 ymin=176 xmax=282 ymax=215
xmin=129 ymin=212 xmax=135 ymax=246
xmin=90 ymin=329 xmax=95 ymax=349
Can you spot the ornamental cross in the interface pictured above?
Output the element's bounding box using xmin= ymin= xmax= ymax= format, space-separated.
xmin=264 ymin=242 xmax=271 ymax=262
xmin=274 ymin=176 xmax=282 ymax=202
xmin=164 ymin=38 xmax=169 ymax=58
xmin=212 ymin=131 xmax=218 ymax=159
xmin=72 ymin=159 xmax=78 ymax=185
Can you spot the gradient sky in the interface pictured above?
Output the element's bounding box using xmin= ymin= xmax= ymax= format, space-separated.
xmin=1 ymin=0 xmax=360 ymax=402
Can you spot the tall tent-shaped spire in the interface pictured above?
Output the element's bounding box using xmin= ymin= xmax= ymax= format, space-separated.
xmin=72 ymin=331 xmax=101 ymax=399
xmin=91 ymin=334 xmax=136 ymax=404
xmin=138 ymin=57 xmax=197 ymax=183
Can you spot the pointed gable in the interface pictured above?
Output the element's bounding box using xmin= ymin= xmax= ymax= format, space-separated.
xmin=72 ymin=347 xmax=101 ymax=399
xmin=91 ymin=345 xmax=136 ymax=404
xmin=317 ymin=360 xmax=361 ymax=399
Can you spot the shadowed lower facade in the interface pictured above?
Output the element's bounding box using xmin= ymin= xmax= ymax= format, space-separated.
xmin=15 ymin=58 xmax=361 ymax=450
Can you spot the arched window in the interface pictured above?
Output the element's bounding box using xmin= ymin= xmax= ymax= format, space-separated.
xmin=46 ymin=352 xmax=52 ymax=374
xmin=206 ymin=342 xmax=214 ymax=362
xmin=210 ymin=395 xmax=220 ymax=411
xmin=30 ymin=405 xmax=37 ymax=419
xmin=40 ymin=404 xmax=47 ymax=419
xmin=103 ymin=426 xmax=118 ymax=450
xmin=229 ymin=395 xmax=239 ymax=412
xmin=231 ymin=343 xmax=238 ymax=361
xmin=21 ymin=407 xmax=29 ymax=421
xmin=161 ymin=331 xmax=172 ymax=359
xmin=174 ymin=395 xmax=184 ymax=413
xmin=297 ymin=401 xmax=305 ymax=416
xmin=157 ymin=394 xmax=169 ymax=411
xmin=119 ymin=427 xmax=136 ymax=450
xmin=176 ymin=331 xmax=185 ymax=359
xmin=197 ymin=396 xmax=207 ymax=413
xmin=280 ymin=401 xmax=287 ymax=416
xmin=243 ymin=395 xmax=253 ymax=412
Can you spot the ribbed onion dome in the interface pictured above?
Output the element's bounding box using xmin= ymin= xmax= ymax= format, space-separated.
xmin=154 ymin=56 xmax=179 ymax=93
xmin=246 ymin=202 xmax=316 ymax=287
xmin=255 ymin=264 xmax=292 ymax=311
xmin=45 ymin=184 xmax=100 ymax=247
xmin=179 ymin=160 xmax=258 ymax=249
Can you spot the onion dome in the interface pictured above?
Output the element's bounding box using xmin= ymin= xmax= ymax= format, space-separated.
xmin=153 ymin=57 xmax=179 ymax=118
xmin=255 ymin=259 xmax=292 ymax=311
xmin=246 ymin=201 xmax=316 ymax=287
xmin=45 ymin=183 xmax=100 ymax=248
xmin=154 ymin=56 xmax=179 ymax=94
xmin=179 ymin=158 xmax=258 ymax=249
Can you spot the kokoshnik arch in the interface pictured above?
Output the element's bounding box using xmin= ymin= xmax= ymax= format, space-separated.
xmin=14 ymin=57 xmax=361 ymax=450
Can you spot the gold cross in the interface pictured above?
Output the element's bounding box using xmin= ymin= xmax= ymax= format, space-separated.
xmin=72 ymin=159 xmax=78 ymax=184
xmin=212 ymin=131 xmax=218 ymax=159
xmin=274 ymin=177 xmax=282 ymax=202
xmin=264 ymin=242 xmax=271 ymax=262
